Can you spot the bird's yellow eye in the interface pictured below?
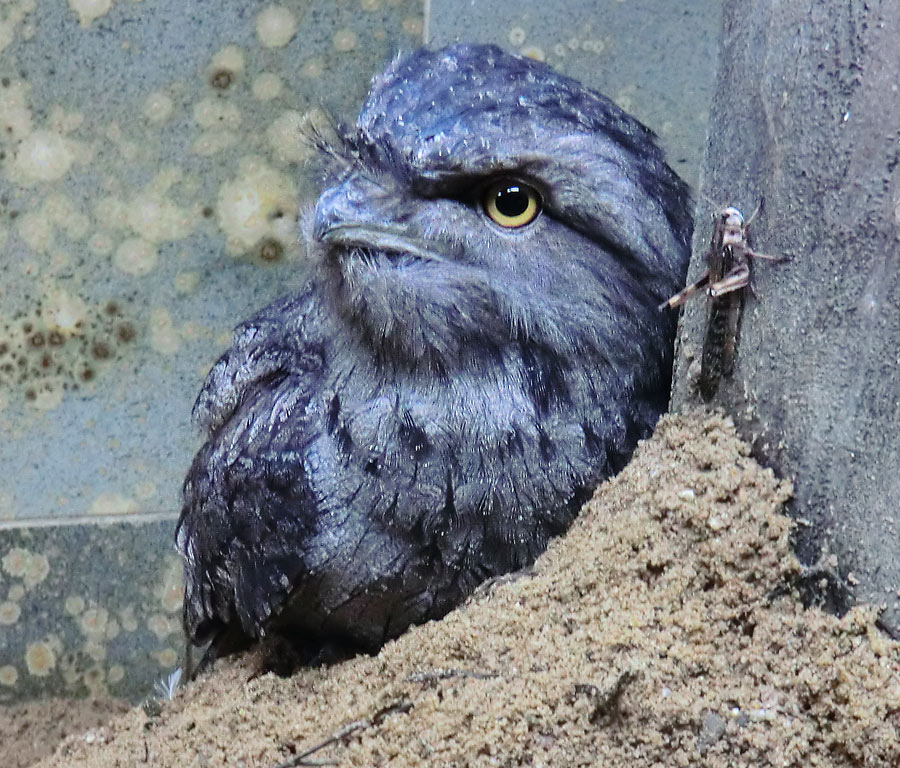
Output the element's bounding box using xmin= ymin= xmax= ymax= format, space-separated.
xmin=483 ymin=180 xmax=542 ymax=228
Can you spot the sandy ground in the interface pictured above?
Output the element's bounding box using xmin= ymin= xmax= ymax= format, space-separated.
xmin=6 ymin=409 xmax=900 ymax=767
xmin=0 ymin=698 xmax=130 ymax=768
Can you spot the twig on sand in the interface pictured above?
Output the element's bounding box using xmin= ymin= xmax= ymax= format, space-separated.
xmin=272 ymin=700 xmax=413 ymax=768
xmin=573 ymin=670 xmax=640 ymax=726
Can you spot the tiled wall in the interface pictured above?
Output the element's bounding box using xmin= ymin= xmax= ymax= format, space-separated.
xmin=0 ymin=0 xmax=721 ymax=701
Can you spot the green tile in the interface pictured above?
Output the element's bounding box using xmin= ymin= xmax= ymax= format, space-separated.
xmin=0 ymin=521 xmax=180 ymax=701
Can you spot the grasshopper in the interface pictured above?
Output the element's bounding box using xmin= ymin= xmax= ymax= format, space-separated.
xmin=661 ymin=206 xmax=780 ymax=401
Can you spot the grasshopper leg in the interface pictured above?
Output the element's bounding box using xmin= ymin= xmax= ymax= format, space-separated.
xmin=659 ymin=269 xmax=711 ymax=310
xmin=708 ymin=263 xmax=749 ymax=298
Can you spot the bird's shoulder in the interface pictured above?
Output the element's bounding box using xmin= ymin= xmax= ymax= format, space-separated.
xmin=192 ymin=285 xmax=325 ymax=434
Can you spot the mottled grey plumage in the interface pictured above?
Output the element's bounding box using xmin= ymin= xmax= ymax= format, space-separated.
xmin=176 ymin=44 xmax=691 ymax=664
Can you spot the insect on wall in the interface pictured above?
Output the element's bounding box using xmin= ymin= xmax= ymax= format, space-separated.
xmin=661 ymin=204 xmax=783 ymax=401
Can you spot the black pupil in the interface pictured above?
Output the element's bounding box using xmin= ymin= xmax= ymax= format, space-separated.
xmin=495 ymin=186 xmax=529 ymax=217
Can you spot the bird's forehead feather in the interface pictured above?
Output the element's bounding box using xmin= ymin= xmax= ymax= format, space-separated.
xmin=359 ymin=44 xmax=653 ymax=177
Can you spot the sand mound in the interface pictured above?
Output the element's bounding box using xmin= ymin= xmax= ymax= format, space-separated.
xmin=34 ymin=410 xmax=900 ymax=768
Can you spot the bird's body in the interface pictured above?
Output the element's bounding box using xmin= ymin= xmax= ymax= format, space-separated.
xmin=177 ymin=44 xmax=692 ymax=664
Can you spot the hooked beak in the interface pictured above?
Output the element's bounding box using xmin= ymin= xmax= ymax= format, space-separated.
xmin=313 ymin=173 xmax=458 ymax=263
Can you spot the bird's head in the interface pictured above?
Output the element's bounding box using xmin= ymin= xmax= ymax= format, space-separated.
xmin=309 ymin=44 xmax=691 ymax=376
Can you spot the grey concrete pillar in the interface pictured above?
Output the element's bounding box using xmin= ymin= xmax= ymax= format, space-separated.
xmin=671 ymin=0 xmax=900 ymax=636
